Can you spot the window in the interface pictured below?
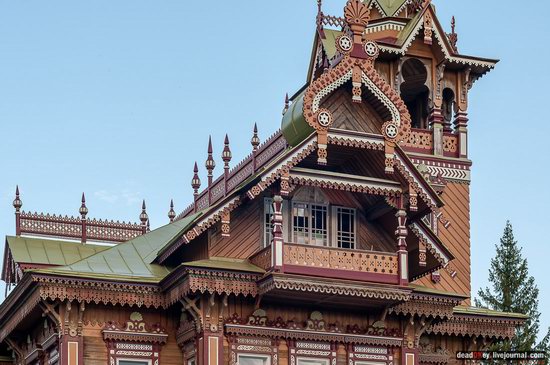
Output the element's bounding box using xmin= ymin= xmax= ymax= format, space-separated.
xmin=238 ymin=355 xmax=270 ymax=365
xmin=297 ymin=359 xmax=330 ymax=365
xmin=292 ymin=202 xmax=327 ymax=246
xmin=334 ymin=207 xmax=356 ymax=249
xmin=187 ymin=358 xmax=196 ymax=365
xmin=263 ymin=198 xmax=274 ymax=247
xmin=118 ymin=360 xmax=151 ymax=365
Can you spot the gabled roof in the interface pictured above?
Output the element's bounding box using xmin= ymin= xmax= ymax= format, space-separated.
xmin=32 ymin=212 xmax=201 ymax=282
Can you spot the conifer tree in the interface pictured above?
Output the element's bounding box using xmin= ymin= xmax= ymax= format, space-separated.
xmin=475 ymin=221 xmax=549 ymax=353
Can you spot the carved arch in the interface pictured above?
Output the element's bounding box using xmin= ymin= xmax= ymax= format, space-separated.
xmin=302 ymin=0 xmax=412 ymax=169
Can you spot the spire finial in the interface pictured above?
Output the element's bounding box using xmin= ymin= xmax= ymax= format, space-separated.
xmin=140 ymin=200 xmax=149 ymax=226
xmin=79 ymin=192 xmax=88 ymax=218
xmin=168 ymin=199 xmax=176 ymax=222
xmin=451 ymin=16 xmax=456 ymax=34
xmin=191 ymin=162 xmax=201 ymax=196
xmin=205 ymin=135 xmax=216 ymax=184
xmin=13 ymin=185 xmax=22 ymax=212
xmin=283 ymin=93 xmax=289 ymax=115
xmin=251 ymin=123 xmax=260 ymax=151
xmin=222 ymin=134 xmax=232 ymax=169
xmin=146 ymin=219 xmax=151 ymax=232
xmin=316 ymin=0 xmax=323 ymax=29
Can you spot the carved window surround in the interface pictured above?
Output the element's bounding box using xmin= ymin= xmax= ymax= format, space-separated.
xmin=288 ymin=341 xmax=336 ymax=365
xmin=102 ymin=313 xmax=167 ymax=365
xmin=229 ymin=337 xmax=278 ymax=365
xmin=348 ymin=345 xmax=394 ymax=365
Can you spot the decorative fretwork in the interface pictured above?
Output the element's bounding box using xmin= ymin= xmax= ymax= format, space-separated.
xmin=442 ymin=133 xmax=458 ymax=156
xmin=401 ymin=128 xmax=433 ymax=151
xmin=283 ymin=243 xmax=398 ymax=276
xmin=18 ymin=212 xmax=145 ymax=243
xmin=225 ymin=310 xmax=403 ymax=347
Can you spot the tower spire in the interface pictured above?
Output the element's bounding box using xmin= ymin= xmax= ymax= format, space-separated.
xmin=282 ymin=93 xmax=289 ymax=115
xmin=222 ymin=134 xmax=232 ymax=170
xmin=13 ymin=185 xmax=23 ymax=236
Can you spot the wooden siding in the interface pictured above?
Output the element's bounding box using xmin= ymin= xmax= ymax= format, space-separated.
xmin=82 ymin=304 xmax=182 ymax=365
xmin=323 ymin=87 xmax=386 ymax=134
xmin=209 ymin=202 xmax=262 ymax=259
xmin=415 ymin=183 xmax=471 ymax=303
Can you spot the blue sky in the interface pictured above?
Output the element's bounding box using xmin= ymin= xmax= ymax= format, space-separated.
xmin=0 ymin=0 xmax=548 ymax=335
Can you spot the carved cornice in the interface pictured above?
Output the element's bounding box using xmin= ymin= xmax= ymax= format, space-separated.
xmin=165 ymin=268 xmax=261 ymax=306
xmin=225 ymin=310 xmax=403 ymax=347
xmin=32 ymin=274 xmax=165 ymax=308
xmin=103 ymin=312 xmax=168 ymax=344
xmin=258 ymin=274 xmax=411 ymax=301
xmin=427 ymin=314 xmax=522 ymax=340
xmin=389 ymin=293 xmax=463 ymax=320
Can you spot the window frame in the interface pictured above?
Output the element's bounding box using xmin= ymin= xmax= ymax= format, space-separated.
xmin=332 ymin=206 xmax=357 ymax=249
xmin=237 ymin=353 xmax=271 ymax=365
xmin=291 ymin=201 xmax=329 ymax=246
xmin=263 ymin=198 xmax=274 ymax=248
xmin=117 ymin=359 xmax=152 ymax=365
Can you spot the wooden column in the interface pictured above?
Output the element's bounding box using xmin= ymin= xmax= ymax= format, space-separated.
xmin=59 ymin=301 xmax=84 ymax=365
xmin=197 ymin=295 xmax=223 ymax=365
xmin=271 ymin=195 xmax=284 ymax=271
xmin=453 ymin=111 xmax=469 ymax=158
xmin=396 ymin=200 xmax=408 ymax=286
xmin=428 ymin=108 xmax=444 ymax=156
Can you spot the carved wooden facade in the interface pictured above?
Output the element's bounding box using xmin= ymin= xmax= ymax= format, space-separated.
xmin=0 ymin=1 xmax=527 ymax=365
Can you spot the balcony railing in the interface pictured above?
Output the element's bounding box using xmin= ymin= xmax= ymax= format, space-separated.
xmin=250 ymin=243 xmax=399 ymax=285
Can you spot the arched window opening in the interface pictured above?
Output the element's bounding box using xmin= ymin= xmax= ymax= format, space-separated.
xmin=442 ymin=88 xmax=455 ymax=129
xmin=400 ymin=58 xmax=430 ymax=129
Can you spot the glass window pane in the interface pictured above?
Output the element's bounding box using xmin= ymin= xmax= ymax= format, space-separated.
xmin=264 ymin=199 xmax=274 ymax=247
xmin=293 ymin=202 xmax=310 ymax=244
xmin=311 ymin=205 xmax=328 ymax=246
xmin=297 ymin=359 xmax=329 ymax=365
xmin=336 ymin=207 xmax=355 ymax=249
xmin=239 ymin=355 xmax=269 ymax=365
xmin=119 ymin=361 xmax=149 ymax=365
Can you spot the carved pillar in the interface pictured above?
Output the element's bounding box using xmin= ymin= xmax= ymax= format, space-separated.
xmin=59 ymin=301 xmax=84 ymax=365
xmin=453 ymin=111 xmax=468 ymax=158
xmin=197 ymin=294 xmax=223 ymax=365
xmin=428 ymin=108 xmax=444 ymax=156
xmin=271 ymin=195 xmax=284 ymax=271
xmin=396 ymin=202 xmax=408 ymax=286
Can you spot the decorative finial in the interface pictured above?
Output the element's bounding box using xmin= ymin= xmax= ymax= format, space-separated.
xmin=451 ymin=16 xmax=456 ymax=34
xmin=283 ymin=93 xmax=289 ymax=115
xmin=191 ymin=162 xmax=201 ymax=196
xmin=316 ymin=0 xmax=323 ymax=29
xmin=251 ymin=123 xmax=260 ymax=151
xmin=205 ymin=136 xmax=216 ymax=185
xmin=140 ymin=200 xmax=149 ymax=225
xmin=222 ymin=134 xmax=232 ymax=169
xmin=168 ymin=199 xmax=176 ymax=222
xmin=13 ymin=185 xmax=22 ymax=212
xmin=146 ymin=219 xmax=151 ymax=232
xmin=79 ymin=192 xmax=88 ymax=218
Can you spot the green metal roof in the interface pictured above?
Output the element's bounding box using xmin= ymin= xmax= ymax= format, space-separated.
xmin=372 ymin=0 xmax=409 ymax=16
xmin=183 ymin=257 xmax=265 ymax=274
xmin=409 ymin=284 xmax=469 ymax=299
xmin=281 ymin=93 xmax=314 ymax=147
xmin=454 ymin=306 xmax=529 ymax=320
xmin=32 ymin=212 xmax=202 ymax=282
xmin=321 ymin=29 xmax=341 ymax=60
xmin=5 ymin=236 xmax=108 ymax=266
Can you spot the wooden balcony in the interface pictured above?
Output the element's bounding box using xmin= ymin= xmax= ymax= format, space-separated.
xmin=250 ymin=243 xmax=400 ymax=285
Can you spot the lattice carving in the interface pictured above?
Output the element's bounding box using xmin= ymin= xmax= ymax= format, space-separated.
xmin=19 ymin=211 xmax=143 ymax=243
xmin=401 ymin=129 xmax=433 ymax=150
xmin=283 ymin=243 xmax=398 ymax=275
xmin=249 ymin=246 xmax=272 ymax=271
xmin=442 ymin=134 xmax=458 ymax=154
